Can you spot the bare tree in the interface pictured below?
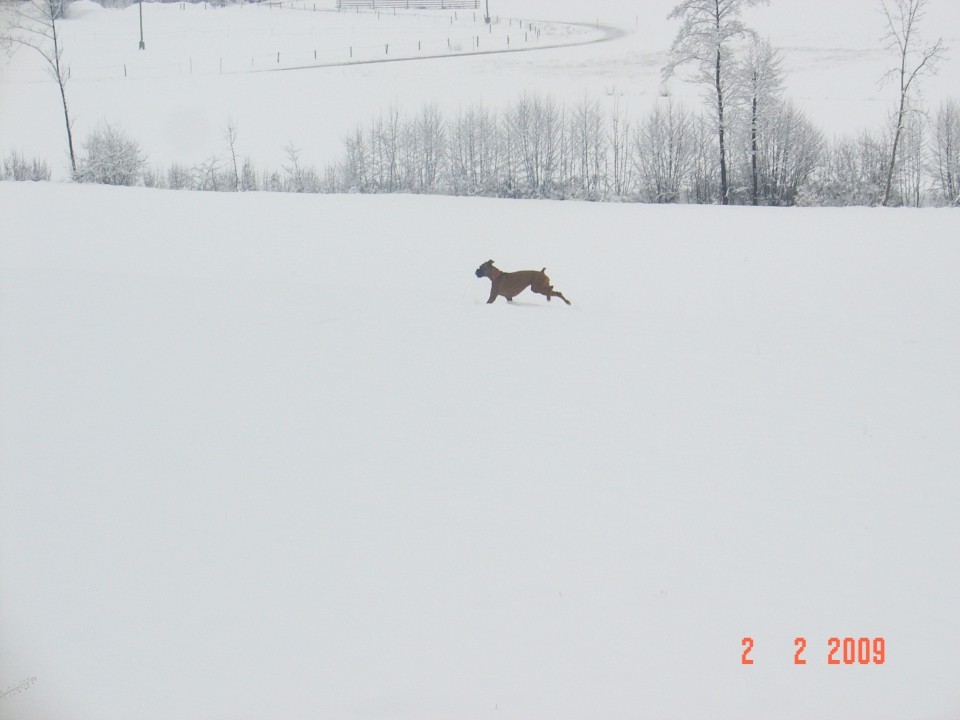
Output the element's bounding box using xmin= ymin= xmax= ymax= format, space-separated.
xmin=411 ymin=104 xmax=445 ymax=193
xmin=894 ymin=110 xmax=928 ymax=206
xmin=224 ymin=119 xmax=241 ymax=192
xmin=609 ymin=93 xmax=633 ymax=198
xmin=805 ymin=131 xmax=887 ymax=206
xmin=930 ymin=99 xmax=960 ymax=205
xmin=341 ymin=124 xmax=371 ymax=192
xmin=506 ymin=94 xmax=563 ymax=198
xmin=448 ymin=105 xmax=501 ymax=196
xmin=663 ymin=0 xmax=769 ymax=204
xmin=1 ymin=0 xmax=77 ymax=176
xmin=754 ymin=100 xmax=823 ymax=205
xmin=281 ymin=142 xmax=319 ymax=193
xmin=633 ymin=100 xmax=695 ymax=203
xmin=567 ymin=95 xmax=605 ymax=199
xmin=2 ymin=150 xmax=51 ymax=181
xmin=879 ymin=0 xmax=945 ymax=206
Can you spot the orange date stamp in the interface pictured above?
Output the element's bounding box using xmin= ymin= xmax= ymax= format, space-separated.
xmin=741 ymin=637 xmax=886 ymax=665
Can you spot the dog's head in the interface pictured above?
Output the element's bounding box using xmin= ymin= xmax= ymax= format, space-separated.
xmin=475 ymin=259 xmax=496 ymax=279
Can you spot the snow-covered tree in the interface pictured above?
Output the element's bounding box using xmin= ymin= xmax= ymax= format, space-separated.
xmin=753 ymin=100 xmax=823 ymax=205
xmin=892 ymin=110 xmax=928 ymax=206
xmin=803 ymin=131 xmax=886 ymax=207
xmin=566 ymin=95 xmax=606 ymax=200
xmin=609 ymin=94 xmax=633 ymax=198
xmin=447 ymin=104 xmax=502 ymax=196
xmin=739 ymin=37 xmax=782 ymax=204
xmin=341 ymin=124 xmax=371 ymax=192
xmin=633 ymin=100 xmax=695 ymax=203
xmin=400 ymin=104 xmax=446 ymax=194
xmin=505 ymin=94 xmax=564 ymax=198
xmin=879 ymin=0 xmax=945 ymax=206
xmin=2 ymin=150 xmax=51 ymax=181
xmin=663 ymin=0 xmax=769 ymax=204
xmin=930 ymin=100 xmax=960 ymax=205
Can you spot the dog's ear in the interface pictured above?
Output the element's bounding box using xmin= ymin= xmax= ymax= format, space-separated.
xmin=488 ymin=259 xmax=495 ymax=265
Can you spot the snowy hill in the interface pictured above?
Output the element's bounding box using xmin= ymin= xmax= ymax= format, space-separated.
xmin=2 ymin=181 xmax=959 ymax=719
xmin=2 ymin=0 xmax=959 ymax=179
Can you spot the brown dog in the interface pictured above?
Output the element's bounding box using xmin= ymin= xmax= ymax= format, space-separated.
xmin=475 ymin=260 xmax=571 ymax=305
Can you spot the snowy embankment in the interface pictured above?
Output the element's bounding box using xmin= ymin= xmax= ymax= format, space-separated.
xmin=2 ymin=182 xmax=959 ymax=719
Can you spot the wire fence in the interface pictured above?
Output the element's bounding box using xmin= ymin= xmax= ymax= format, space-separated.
xmin=0 ymin=4 xmax=566 ymax=81
xmin=336 ymin=0 xmax=479 ymax=8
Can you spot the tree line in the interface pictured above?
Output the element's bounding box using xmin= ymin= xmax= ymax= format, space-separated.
xmin=13 ymin=91 xmax=953 ymax=207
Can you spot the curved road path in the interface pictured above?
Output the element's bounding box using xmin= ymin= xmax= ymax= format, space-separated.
xmin=265 ymin=18 xmax=629 ymax=74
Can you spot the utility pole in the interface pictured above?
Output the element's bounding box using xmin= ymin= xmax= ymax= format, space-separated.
xmin=138 ymin=0 xmax=145 ymax=49
xmin=484 ymin=0 xmax=490 ymax=23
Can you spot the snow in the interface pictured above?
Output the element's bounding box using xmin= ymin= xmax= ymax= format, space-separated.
xmin=3 ymin=0 xmax=960 ymax=718
xmin=3 ymin=182 xmax=960 ymax=719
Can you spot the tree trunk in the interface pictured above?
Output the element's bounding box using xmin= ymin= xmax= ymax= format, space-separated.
xmin=715 ymin=46 xmax=729 ymax=205
xmin=751 ymin=95 xmax=759 ymax=205
xmin=883 ymin=93 xmax=907 ymax=206
xmin=49 ymin=8 xmax=77 ymax=177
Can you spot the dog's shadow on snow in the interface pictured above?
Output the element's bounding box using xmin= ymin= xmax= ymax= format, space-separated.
xmin=474 ymin=299 xmax=547 ymax=308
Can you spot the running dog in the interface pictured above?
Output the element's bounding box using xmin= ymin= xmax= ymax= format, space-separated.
xmin=474 ymin=260 xmax=571 ymax=305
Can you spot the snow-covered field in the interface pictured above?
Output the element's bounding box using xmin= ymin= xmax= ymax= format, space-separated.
xmin=3 ymin=182 xmax=960 ymax=720
xmin=3 ymin=1 xmax=960 ymax=719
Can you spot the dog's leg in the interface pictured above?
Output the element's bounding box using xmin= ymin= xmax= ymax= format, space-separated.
xmin=487 ymin=287 xmax=498 ymax=304
xmin=539 ymin=274 xmax=571 ymax=305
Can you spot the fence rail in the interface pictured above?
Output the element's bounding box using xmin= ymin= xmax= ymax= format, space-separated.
xmin=337 ymin=0 xmax=479 ymax=8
